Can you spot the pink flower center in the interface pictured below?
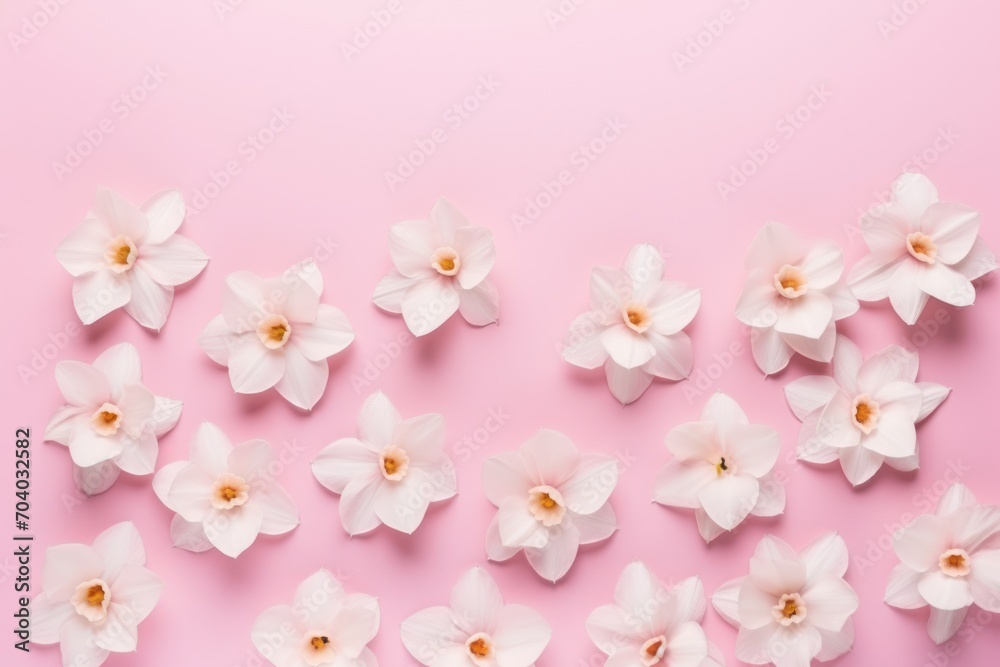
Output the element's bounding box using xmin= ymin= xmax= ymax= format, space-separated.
xmin=104 ymin=235 xmax=137 ymax=273
xmin=906 ymin=232 xmax=938 ymax=264
xmin=431 ymin=247 xmax=461 ymax=276
xmin=528 ymin=485 xmax=566 ymax=526
xmin=466 ymin=632 xmax=494 ymax=665
xmin=257 ymin=313 xmax=291 ymax=349
xmin=772 ymin=592 xmax=806 ymax=626
xmin=72 ymin=578 xmax=111 ymax=623
xmin=622 ymin=301 xmax=652 ymax=333
xmin=640 ymin=635 xmax=668 ymax=665
xmin=939 ymin=548 xmax=971 ymax=577
xmin=851 ymin=394 xmax=880 ymax=435
xmin=212 ymin=473 xmax=250 ymax=510
xmin=380 ymin=445 xmax=410 ymax=481
xmin=90 ymin=402 xmax=123 ymax=436
xmin=773 ymin=264 xmax=808 ymax=298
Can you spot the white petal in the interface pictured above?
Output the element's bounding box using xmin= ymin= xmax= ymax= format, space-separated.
xmin=73 ymin=460 xmax=120 ymax=496
xmin=228 ymin=336 xmax=285 ymax=394
xmin=734 ymin=620 xmax=778 ymax=663
xmin=167 ymin=464 xmax=215 ymax=522
xmin=652 ymin=460 xmax=715 ymax=509
xmin=388 ymin=219 xmax=438 ymax=277
xmin=312 ymin=439 xmax=378 ymax=494
xmin=207 ymin=504 xmax=264 ymax=558
xmin=525 ymin=521 xmax=581 ymax=582
xmin=884 ymin=562 xmax=927 ymax=609
xmin=801 ymin=576 xmax=858 ymax=631
xmin=190 ymin=421 xmax=233 ymax=473
xmin=92 ymin=342 xmax=141 ymax=396
xmin=401 ymin=606 xmax=465 ymax=665
xmin=562 ymin=311 xmax=611 ymax=369
xmin=123 ymin=265 xmax=174 ymax=330
xmin=701 ymin=391 xmax=749 ymax=425
xmin=745 ymin=222 xmax=806 ymax=272
xmin=372 ymin=268 xmax=419 ymax=313
xmin=923 ymin=201 xmax=980 ymax=264
xmin=969 ymin=549 xmax=1000 ymax=612
xmin=572 ymin=502 xmax=617 ymax=545
xmin=151 ymin=460 xmax=188 ymax=510
xmin=721 ymin=424 xmax=780 ymax=477
xmin=290 ymin=304 xmax=354 ymax=361
xmin=600 ymin=324 xmax=656 ymax=369
xmin=72 ymin=268 xmax=131 ymax=324
xmin=339 ymin=474 xmax=383 ymax=535
xmin=953 ymin=235 xmax=998 ymax=280
xmin=696 ymin=507 xmax=727 ymax=543
xmin=113 ymin=430 xmax=159 ymax=475
xmin=784 ymin=375 xmax=839 ymax=421
xmin=485 ymin=511 xmax=520 ymax=562
xmin=816 ymin=393 xmax=862 ymax=449
xmin=782 ymin=320 xmax=837 ymax=363
xmin=256 ymin=483 xmax=300 ymax=535
xmin=604 ymin=359 xmax=653 ymax=405
xmin=42 ymin=544 xmax=103 ymax=599
xmin=221 ymin=270 xmax=267 ymax=331
xmin=832 ymin=335 xmax=862 ymax=394
xmin=826 ymin=280 xmax=860 ymax=320
xmin=94 ymin=187 xmax=148 ymax=238
xmin=326 ymin=606 xmax=380 ymax=658
xmin=796 ymin=408 xmax=841 ymax=464
xmin=560 ymin=453 xmax=618 ymax=514
xmin=666 ymin=422 xmax=718 ymax=462
xmin=858 ymin=345 xmax=919 ymax=390
xmin=768 ymin=625 xmax=822 ymax=667
xmin=198 ymin=314 xmax=239 ymax=365
xmin=735 ymin=268 xmax=779 ymax=328
xmin=643 ymin=331 xmax=694 ymax=380
xmin=750 ymin=325 xmax=793 ymax=375
xmin=799 ymin=240 xmax=844 ymax=288
xmin=697 ymin=475 xmax=758 ymax=531
xmin=893 ymin=172 xmax=940 ymax=220
xmin=60 ymin=616 xmax=110 ymax=666
xmin=917 ymin=570 xmax=973 ymax=611
xmin=118 ymin=383 xmax=156 ymax=436
xmin=928 ymin=606 xmax=969 ymax=645
xmin=429 ymin=197 xmax=468 ymax=242
xmin=748 ymin=557 xmax=807 ymax=597
xmin=590 ymin=265 xmax=630 ymax=311
xmin=29 ymin=592 xmax=74 ymax=644
xmin=449 ymin=566 xmax=503 ymax=635
xmin=519 ymin=429 xmax=579 ymax=486
xmin=251 ymin=606 xmax=300 ymax=665
xmin=862 ymin=404 xmax=916 ymax=458
xmin=137 ymin=235 xmax=209 ymax=286
xmin=170 ymin=514 xmax=213 ymax=552
xmin=951 ymin=505 xmax=1000 ymax=551
xmin=889 ymin=261 xmax=931 ymax=325
xmin=750 ymin=472 xmax=785 ymax=518
xmin=839 ymin=445 xmax=884 ymax=486
xmin=623 ymin=243 xmax=665 ymax=286
xmin=673 ymin=576 xmax=708 ymax=624
xmin=139 ymin=188 xmax=185 ymax=244
xmin=359 ymin=391 xmax=401 ymax=448
xmin=917 ymin=261 xmax=975 ymax=307
xmin=916 ymin=382 xmax=950 ymax=422
xmin=894 ymin=514 xmax=951 ymax=572
xmin=274 ymin=344 xmax=329 ymax=410
xmin=68 ymin=429 xmax=124 ymax=467
xmin=847 ymin=250 xmax=904 ymax=301
xmin=55 ymin=218 xmax=112 ymax=276
xmin=754 ymin=535 xmax=799 ymax=560
xmin=98 ymin=565 xmax=162 ymax=634
xmin=711 ymin=577 xmax=744 ymax=627
xmin=458 ymin=277 xmax=500 ymax=326
xmin=644 ymin=282 xmax=700 ymax=335
xmin=586 ymin=603 xmax=638 ymax=653
xmin=481 ymin=450 xmax=531 ymax=507
xmin=498 ymin=496 xmax=548 ymax=549
xmin=55 ymin=360 xmax=110 ymax=407
xmin=150 ymin=395 xmax=182 ymax=437
xmin=739 ymin=577 xmax=785 ymax=629
xmin=44 ymin=405 xmax=85 ymax=446
xmin=373 ymin=467 xmax=434 ymax=534
xmin=293 ymin=569 xmax=346 ymax=624
xmin=453 ymin=226 xmax=495 ymax=289
xmin=401 ymin=276 xmax=459 ymax=336
xmin=665 ymin=621 xmax=709 ymax=667
xmin=800 ymin=532 xmax=848 ymax=583
xmin=936 ymin=483 xmax=977 ymax=517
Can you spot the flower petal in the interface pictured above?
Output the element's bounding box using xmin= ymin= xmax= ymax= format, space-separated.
xmin=339 ymin=474 xmax=383 ymax=536
xmin=312 ymin=439 xmax=378 ymax=494
xmin=652 ymin=459 xmax=715 ymax=509
xmin=72 ymin=269 xmax=131 ymax=324
xmin=624 ymin=243 xmax=665 ymax=287
xmin=600 ymin=324 xmax=656 ymax=369
xmin=56 ymin=360 xmax=111 ymax=407
xmin=373 ymin=466 xmax=433 ymax=534
xmin=800 ymin=532 xmax=848 ymax=583
xmin=839 ymin=445 xmax=884 ymax=487
xmin=928 ymin=606 xmax=969 ymax=645
xmin=799 ymin=240 xmax=844 ymax=289
xmin=923 ymin=202 xmax=980 ymax=264
xmin=666 ymin=422 xmax=718 ymax=463
xmin=862 ymin=404 xmax=916 ymax=458
xmin=256 ymin=483 xmax=300 ymax=536
xmin=801 ymin=576 xmax=858 ymax=631
xmin=401 ymin=276 xmax=459 ymax=336
xmin=697 ymin=475 xmax=758 ymax=531
xmin=519 ymin=429 xmax=579 ymax=487
xmin=750 ymin=472 xmax=785 ymax=517
xmin=274 ymin=344 xmax=329 ymax=410
xmin=207 ymin=503 xmax=264 ymax=558
xmin=917 ymin=570 xmax=973 ymax=611
xmin=113 ymin=430 xmax=159 ymax=475
xmin=562 ymin=311 xmax=611 ymax=369
xmin=152 ymin=460 xmax=188 ymax=511
xmin=30 ymin=592 xmax=74 ymax=644
xmin=796 ymin=408 xmax=841 ymax=464
xmin=123 ymin=265 xmax=174 ymax=330
xmin=453 ymin=226 xmax=495 ymax=289
xmin=486 ymin=511 xmax=520 ymax=562
xmin=458 ymin=277 xmax=500 ymax=326
xmin=773 ymin=291 xmax=833 ymax=340
xmin=498 ymin=496 xmax=548 ymax=549
xmin=389 ymin=219 xmax=438 ymax=277
xmin=400 ymin=605 xmax=465 ymax=665
xmin=665 ymin=621 xmax=709 ymax=667
xmin=720 ymin=424 xmax=780 ymax=477
xmin=560 ymin=453 xmax=618 ymax=514
xmin=847 ymin=250 xmax=904 ymax=301
xmin=711 ymin=577 xmax=744 ymax=627
xmin=73 ymin=460 xmax=120 ymax=496
xmin=643 ymin=282 xmax=700 ymax=335
xmin=735 ymin=268 xmax=779 ymax=328
xmin=604 ymin=359 xmax=654 ymax=405
xmin=372 ymin=268 xmax=420 ymax=313
xmin=55 ymin=218 xmax=112 ymax=276
xmin=139 ymin=188 xmax=185 ymax=244
xmin=481 ymin=450 xmax=531 ymax=507
xmin=60 ymin=616 xmax=110 ymax=667
xmin=198 ymin=315 xmax=239 ymax=365
xmin=784 ymin=375 xmax=839 ymax=421
xmin=894 ymin=514 xmax=951 ymax=572
xmin=42 ymin=544 xmax=103 ymax=599
xmin=745 ymin=222 xmax=806 ymax=272
xmin=358 ymin=391 xmax=401 ymax=448
xmin=590 ymin=265 xmax=631 ymax=311
xmin=91 ymin=343 xmax=141 ymax=398
xmin=816 ymin=393 xmax=862 ymax=449
xmin=150 ymin=395 xmax=182 ymax=437
xmin=94 ymin=187 xmax=148 ymax=239
xmin=969 ymin=549 xmax=1000 ymax=612
xmin=889 ymin=260 xmax=931 ymax=325
xmin=449 ymin=566 xmax=503 ymax=636
xmin=884 ymin=562 xmax=926 ymax=609
xmin=750 ymin=325 xmax=793 ymax=375
xmin=573 ymin=502 xmax=617 ymax=545
xmin=936 ymin=483 xmax=977 ymax=517
xmin=696 ymin=507 xmax=727 ymax=543
xmin=68 ymin=429 xmax=124 ymax=467
xmin=916 ymin=382 xmax=950 ymax=422
xmin=137 ymin=234 xmax=209 ymax=286
xmin=953 ymin=235 xmax=998 ymax=280
xmin=782 ymin=320 xmax=837 ymax=363
xmin=227 ymin=336 xmax=285 ymax=394
xmin=525 ymin=521 xmax=581 ymax=582
xmin=643 ymin=331 xmax=694 ymax=381
xmin=916 ymin=261 xmax=975 ymax=307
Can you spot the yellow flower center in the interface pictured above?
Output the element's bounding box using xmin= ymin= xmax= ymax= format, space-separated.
xmin=310 ymin=636 xmax=330 ymax=650
xmin=86 ymin=585 xmax=105 ymax=606
xmin=855 ymin=402 xmax=872 ymax=424
xmin=468 ymin=638 xmax=489 ymax=657
xmin=645 ymin=639 xmax=663 ymax=657
xmin=781 ymin=600 xmax=798 ymax=618
xmin=383 ymin=457 xmax=398 ymax=476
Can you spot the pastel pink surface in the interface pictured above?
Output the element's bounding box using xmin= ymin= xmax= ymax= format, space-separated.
xmin=3 ymin=1 xmax=1000 ymax=665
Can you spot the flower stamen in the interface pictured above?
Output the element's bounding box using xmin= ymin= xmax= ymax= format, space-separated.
xmin=104 ymin=235 xmax=137 ymax=273
xmin=850 ymin=394 xmax=881 ymax=435
xmin=939 ymin=548 xmax=971 ymax=577
xmin=622 ymin=301 xmax=652 ymax=333
xmin=379 ymin=445 xmax=410 ymax=481
xmin=906 ymin=232 xmax=938 ymax=264
xmin=640 ymin=635 xmax=667 ymax=665
xmin=211 ymin=473 xmax=250 ymax=510
xmin=431 ymin=247 xmax=461 ymax=276
xmin=773 ymin=264 xmax=808 ymax=298
xmin=72 ymin=579 xmax=111 ymax=623
xmin=772 ymin=592 xmax=806 ymax=626
xmin=256 ymin=313 xmax=291 ymax=350
xmin=466 ymin=632 xmax=493 ymax=664
xmin=528 ymin=485 xmax=566 ymax=526
xmin=90 ymin=402 xmax=123 ymax=436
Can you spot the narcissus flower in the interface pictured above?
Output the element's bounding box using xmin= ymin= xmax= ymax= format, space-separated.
xmin=198 ymin=259 xmax=355 ymax=410
xmin=586 ymin=561 xmax=725 ymax=667
xmin=713 ymin=533 xmax=859 ymax=667
xmin=251 ymin=569 xmax=379 ymax=666
xmin=31 ymin=522 xmax=163 ymax=667
xmin=787 ymin=335 xmax=948 ymax=486
xmin=735 ymin=223 xmax=858 ymax=374
xmin=482 ymin=429 xmax=619 ymax=582
xmin=55 ymin=187 xmax=208 ymax=329
xmin=848 ymin=173 xmax=997 ymax=325
xmin=401 ymin=566 xmax=551 ymax=667
xmin=562 ymin=244 xmax=700 ymax=404
xmin=44 ymin=342 xmax=182 ymax=496
xmin=153 ymin=422 xmax=299 ymax=557
xmin=884 ymin=483 xmax=1000 ymax=644
xmin=311 ymin=392 xmax=457 ymax=536
xmin=373 ymin=198 xmax=499 ymax=336
xmin=653 ymin=392 xmax=784 ymax=542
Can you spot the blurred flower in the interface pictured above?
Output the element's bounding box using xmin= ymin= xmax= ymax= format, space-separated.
xmin=311 ymin=392 xmax=456 ymax=535
xmin=55 ymin=187 xmax=208 ymax=329
xmin=735 ymin=223 xmax=857 ymax=374
xmin=586 ymin=561 xmax=724 ymax=666
xmin=373 ymin=198 xmax=498 ymax=336
xmin=251 ymin=569 xmax=379 ymax=666
xmin=848 ymin=173 xmax=997 ymax=325
xmin=44 ymin=342 xmax=181 ymax=495
xmin=653 ymin=392 xmax=783 ymax=542
xmin=198 ymin=259 xmax=354 ymax=410
xmin=713 ymin=533 xmax=858 ymax=667
xmin=786 ymin=335 xmax=948 ymax=486
xmin=885 ymin=483 xmax=1000 ymax=644
xmin=31 ymin=522 xmax=163 ymax=667
xmin=153 ymin=422 xmax=299 ymax=557
xmin=562 ymin=243 xmax=700 ymax=404
xmin=401 ymin=566 xmax=551 ymax=667
xmin=482 ymin=429 xmax=618 ymax=582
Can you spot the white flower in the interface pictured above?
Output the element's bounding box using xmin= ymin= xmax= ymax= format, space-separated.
xmin=735 ymin=223 xmax=858 ymax=374
xmin=586 ymin=561 xmax=725 ymax=667
xmin=55 ymin=187 xmax=208 ymax=330
xmin=482 ymin=429 xmax=619 ymax=582
xmin=713 ymin=533 xmax=858 ymax=667
xmin=653 ymin=392 xmax=784 ymax=542
xmin=373 ymin=197 xmax=499 ymax=336
xmin=30 ymin=522 xmax=163 ymax=667
xmin=786 ymin=335 xmax=949 ymax=486
xmin=311 ymin=392 xmax=457 ymax=535
xmin=401 ymin=566 xmax=551 ymax=667
xmin=848 ymin=172 xmax=997 ymax=325
xmin=44 ymin=343 xmax=182 ymax=496
xmin=153 ymin=422 xmax=299 ymax=557
xmin=251 ymin=569 xmax=379 ymax=667
xmin=198 ymin=259 xmax=355 ymax=410
xmin=884 ymin=483 xmax=1000 ymax=644
xmin=562 ymin=243 xmax=700 ymax=404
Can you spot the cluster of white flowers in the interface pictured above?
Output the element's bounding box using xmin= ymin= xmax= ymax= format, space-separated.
xmin=34 ymin=173 xmax=999 ymax=666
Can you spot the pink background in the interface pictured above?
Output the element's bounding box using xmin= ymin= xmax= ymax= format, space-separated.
xmin=3 ymin=1 xmax=1000 ymax=665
